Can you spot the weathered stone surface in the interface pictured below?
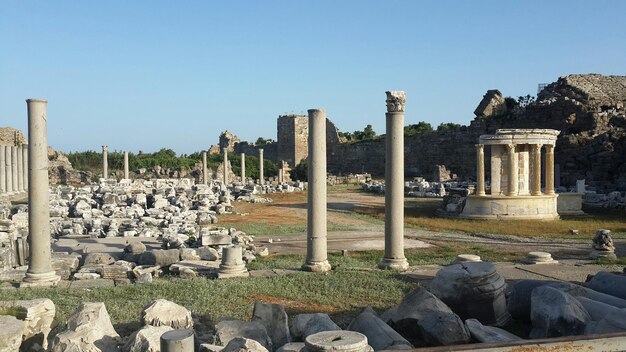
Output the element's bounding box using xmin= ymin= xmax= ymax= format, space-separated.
xmin=304 ymin=331 xmax=372 ymax=352
xmin=464 ymin=319 xmax=522 ymax=343
xmin=387 ymin=287 xmax=453 ymax=337
xmin=214 ymin=320 xmax=272 ymax=350
xmin=138 ymin=249 xmax=180 ymax=267
xmin=275 ymin=342 xmax=305 ymax=352
xmin=50 ymin=302 xmax=120 ymax=352
xmin=221 ymin=337 xmax=269 ymax=352
xmin=290 ymin=313 xmax=341 ymax=340
xmin=84 ymin=253 xmax=117 ymax=266
xmin=586 ymin=309 xmax=626 ymax=334
xmin=142 ymin=299 xmax=193 ymax=329
xmin=530 ymin=286 xmax=591 ymax=339
xmin=123 ymin=325 xmax=173 ymax=352
xmin=0 ymin=315 xmax=24 ymax=352
xmin=251 ymin=301 xmax=290 ymax=349
xmin=418 ymin=311 xmax=471 ymax=346
xmin=347 ymin=309 xmax=412 ymax=350
xmin=0 ymin=298 xmax=55 ymax=350
xmin=586 ymin=272 xmax=626 ymax=300
xmin=125 ymin=242 xmax=147 ymax=255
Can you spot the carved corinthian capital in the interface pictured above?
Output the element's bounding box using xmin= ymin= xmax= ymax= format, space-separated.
xmin=385 ymin=91 xmax=406 ymax=113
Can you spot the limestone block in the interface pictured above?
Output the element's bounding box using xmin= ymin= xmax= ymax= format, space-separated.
xmin=290 ymin=313 xmax=340 ymax=340
xmin=0 ymin=298 xmax=56 ymax=350
xmin=586 ymin=272 xmax=626 ymax=300
xmin=142 ymin=299 xmax=193 ymax=329
xmin=252 ymin=301 xmax=290 ymax=349
xmin=50 ymin=302 xmax=121 ymax=352
xmin=138 ymin=249 xmax=181 ymax=267
xmin=275 ymin=342 xmax=305 ymax=352
xmin=201 ymin=234 xmax=233 ymax=246
xmin=221 ymin=337 xmax=269 ymax=352
xmin=347 ymin=309 xmax=412 ymax=350
xmin=123 ymin=325 xmax=173 ymax=352
xmin=84 ymin=252 xmax=116 ymax=266
xmin=0 ymin=315 xmax=25 ymax=352
xmin=387 ymin=287 xmax=453 ymax=337
xmin=198 ymin=247 xmax=219 ymax=261
xmin=214 ymin=320 xmax=272 ymax=350
xmin=464 ymin=319 xmax=522 ymax=342
xmin=530 ymin=286 xmax=590 ymax=338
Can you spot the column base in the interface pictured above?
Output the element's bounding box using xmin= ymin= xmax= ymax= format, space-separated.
xmin=378 ymin=257 xmax=409 ymax=271
xmin=301 ymin=260 xmax=332 ymax=273
xmin=20 ymin=271 xmax=60 ymax=288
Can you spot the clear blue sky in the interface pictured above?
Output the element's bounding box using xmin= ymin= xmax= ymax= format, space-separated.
xmin=1 ymin=1 xmax=624 ymax=154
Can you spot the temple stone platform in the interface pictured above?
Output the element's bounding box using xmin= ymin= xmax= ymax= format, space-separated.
xmin=460 ymin=194 xmax=558 ymax=220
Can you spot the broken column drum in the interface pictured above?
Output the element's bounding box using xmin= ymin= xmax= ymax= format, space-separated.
xmin=430 ymin=262 xmax=510 ymax=326
xmin=302 ymin=109 xmax=331 ymax=272
xmin=259 ymin=148 xmax=264 ymax=185
xmin=305 ymin=331 xmax=373 ymax=352
xmin=160 ymin=329 xmax=194 ymax=352
xmin=218 ymin=246 xmax=248 ymax=278
xmin=379 ymin=91 xmax=409 ymax=271
xmin=102 ymin=145 xmax=108 ymax=179
xmin=460 ymin=129 xmax=560 ymax=220
xmin=22 ymin=99 xmax=60 ymax=286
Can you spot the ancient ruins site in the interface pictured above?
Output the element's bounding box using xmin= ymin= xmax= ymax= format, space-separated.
xmin=1 ymin=2 xmax=626 ymax=352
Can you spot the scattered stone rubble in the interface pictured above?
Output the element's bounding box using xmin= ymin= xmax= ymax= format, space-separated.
xmin=3 ymin=262 xmax=626 ymax=351
xmin=362 ymin=177 xmax=451 ymax=198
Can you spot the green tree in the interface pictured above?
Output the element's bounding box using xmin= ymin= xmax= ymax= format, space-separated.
xmin=436 ymin=123 xmax=462 ymax=132
xmin=291 ymin=158 xmax=308 ymax=181
xmin=404 ymin=122 xmax=433 ymax=137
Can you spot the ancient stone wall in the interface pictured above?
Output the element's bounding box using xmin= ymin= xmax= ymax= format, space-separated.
xmin=277 ymin=115 xmax=308 ymax=166
xmin=0 ymin=127 xmax=26 ymax=146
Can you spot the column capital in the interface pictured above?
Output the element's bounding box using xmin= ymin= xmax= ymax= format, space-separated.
xmin=475 ymin=144 xmax=484 ymax=150
xmin=385 ymin=91 xmax=406 ymax=113
xmin=531 ymin=143 xmax=543 ymax=152
xmin=506 ymin=144 xmax=516 ymax=152
xmin=102 ymin=145 xmax=108 ymax=151
xmin=545 ymin=144 xmax=554 ymax=152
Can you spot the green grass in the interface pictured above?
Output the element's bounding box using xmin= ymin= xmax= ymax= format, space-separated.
xmin=218 ymin=222 xmax=359 ymax=236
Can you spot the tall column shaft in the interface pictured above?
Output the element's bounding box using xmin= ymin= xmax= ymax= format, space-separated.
xmin=476 ymin=144 xmax=486 ymax=196
xmin=506 ymin=144 xmax=518 ymax=197
xmin=302 ymin=109 xmax=330 ymax=272
xmin=379 ymin=91 xmax=409 ymax=271
xmin=22 ymin=145 xmax=28 ymax=191
xmin=223 ymin=148 xmax=228 ymax=184
xmin=123 ymin=151 xmax=129 ymax=179
xmin=4 ymin=146 xmax=11 ymax=193
xmin=11 ymin=146 xmax=18 ymax=192
xmin=240 ymin=153 xmax=245 ymax=183
xmin=102 ymin=145 xmax=108 ymax=179
xmin=202 ymin=151 xmax=208 ymax=185
xmin=530 ymin=144 xmax=542 ymax=196
xmin=17 ymin=145 xmax=24 ymax=192
xmin=0 ymin=145 xmax=5 ymax=193
xmin=23 ymin=99 xmax=60 ymax=286
xmin=259 ymin=149 xmax=264 ymax=185
xmin=545 ymin=144 xmax=555 ymax=195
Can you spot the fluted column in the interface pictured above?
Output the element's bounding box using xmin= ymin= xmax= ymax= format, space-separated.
xmin=123 ymin=151 xmax=129 ymax=179
xmin=223 ymin=147 xmax=228 ymax=185
xmin=259 ymin=148 xmax=264 ymax=185
xmin=530 ymin=144 xmax=542 ymax=196
xmin=11 ymin=146 xmax=18 ymax=193
xmin=0 ymin=146 xmax=5 ymax=194
xmin=4 ymin=146 xmax=11 ymax=194
xmin=202 ymin=151 xmax=208 ymax=185
xmin=506 ymin=144 xmax=518 ymax=197
xmin=102 ymin=145 xmax=108 ymax=179
xmin=240 ymin=153 xmax=246 ymax=183
xmin=302 ymin=109 xmax=331 ymax=272
xmin=22 ymin=99 xmax=60 ymax=287
xmin=17 ymin=145 xmax=24 ymax=192
xmin=22 ymin=145 xmax=28 ymax=191
xmin=545 ymin=144 xmax=555 ymax=195
xmin=475 ymin=144 xmax=485 ymax=196
xmin=379 ymin=91 xmax=409 ymax=271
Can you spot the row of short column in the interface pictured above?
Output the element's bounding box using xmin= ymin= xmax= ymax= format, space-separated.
xmin=0 ymin=144 xmax=28 ymax=195
xmin=475 ymin=143 xmax=555 ymax=196
xmin=199 ymin=150 xmax=257 ymax=185
xmin=101 ymin=146 xmax=131 ymax=180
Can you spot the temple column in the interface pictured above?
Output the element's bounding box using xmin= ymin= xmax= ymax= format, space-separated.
xmin=379 ymin=91 xmax=409 ymax=271
xmin=11 ymin=146 xmax=18 ymax=192
xmin=102 ymin=145 xmax=108 ymax=179
xmin=240 ymin=153 xmax=246 ymax=183
xmin=123 ymin=151 xmax=129 ymax=179
xmin=17 ymin=145 xmax=24 ymax=192
xmin=4 ymin=146 xmax=11 ymax=194
xmin=302 ymin=109 xmax=331 ymax=272
xmin=22 ymin=145 xmax=28 ymax=190
xmin=202 ymin=151 xmax=208 ymax=185
xmin=0 ymin=146 xmax=5 ymax=194
xmin=545 ymin=144 xmax=555 ymax=195
xmin=223 ymin=148 xmax=228 ymax=184
xmin=259 ymin=148 xmax=264 ymax=185
xmin=22 ymin=99 xmax=60 ymax=287
xmin=475 ymin=144 xmax=485 ymax=196
xmin=530 ymin=144 xmax=542 ymax=196
xmin=506 ymin=144 xmax=518 ymax=196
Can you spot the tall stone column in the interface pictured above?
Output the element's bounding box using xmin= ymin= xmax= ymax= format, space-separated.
xmin=11 ymin=146 xmax=18 ymax=193
xmin=102 ymin=145 xmax=108 ymax=179
xmin=22 ymin=99 xmax=60 ymax=287
xmin=202 ymin=151 xmax=208 ymax=185
xmin=240 ymin=153 xmax=246 ymax=183
xmin=530 ymin=144 xmax=542 ymax=196
xmin=22 ymin=145 xmax=28 ymax=191
xmin=0 ymin=145 xmax=5 ymax=194
xmin=259 ymin=148 xmax=264 ymax=185
xmin=545 ymin=144 xmax=555 ymax=195
xmin=123 ymin=151 xmax=129 ymax=179
xmin=17 ymin=145 xmax=24 ymax=192
xmin=379 ymin=91 xmax=409 ymax=271
xmin=302 ymin=109 xmax=331 ymax=272
xmin=223 ymin=147 xmax=228 ymax=185
xmin=4 ymin=146 xmax=11 ymax=194
xmin=506 ymin=144 xmax=518 ymax=197
xmin=475 ymin=144 xmax=486 ymax=196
